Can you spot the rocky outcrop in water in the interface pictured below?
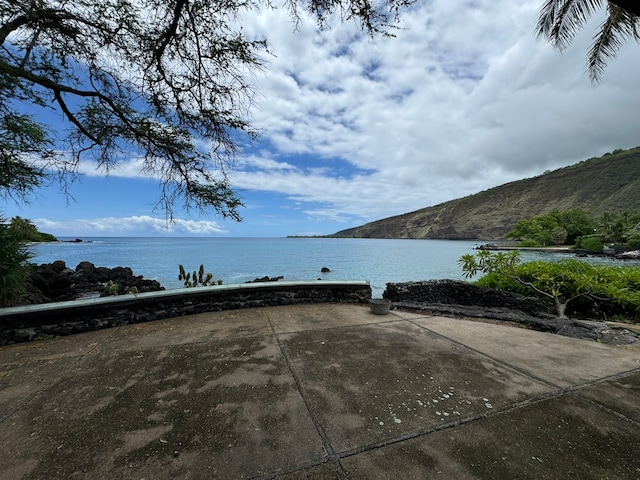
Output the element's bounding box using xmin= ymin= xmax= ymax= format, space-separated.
xmin=18 ymin=261 xmax=165 ymax=305
xmin=245 ymin=275 xmax=284 ymax=283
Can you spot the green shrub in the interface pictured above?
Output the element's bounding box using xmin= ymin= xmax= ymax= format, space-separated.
xmin=626 ymin=231 xmax=640 ymax=249
xmin=461 ymin=250 xmax=640 ymax=322
xmin=0 ymin=215 xmax=32 ymax=306
xmin=552 ymin=227 xmax=568 ymax=245
xmin=575 ymin=234 xmax=603 ymax=253
xmin=105 ymin=280 xmax=119 ymax=296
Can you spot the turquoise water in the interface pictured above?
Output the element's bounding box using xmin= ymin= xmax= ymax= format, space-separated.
xmin=28 ymin=237 xmax=489 ymax=297
xmin=28 ymin=237 xmax=627 ymax=297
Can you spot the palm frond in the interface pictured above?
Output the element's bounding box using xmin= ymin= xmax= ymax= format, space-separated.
xmin=536 ymin=0 xmax=564 ymax=42
xmin=587 ymin=4 xmax=640 ymax=81
xmin=537 ymin=0 xmax=606 ymax=49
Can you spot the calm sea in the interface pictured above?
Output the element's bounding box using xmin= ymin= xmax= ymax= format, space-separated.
xmin=27 ymin=237 xmax=496 ymax=297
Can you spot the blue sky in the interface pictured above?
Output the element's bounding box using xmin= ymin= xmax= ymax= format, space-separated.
xmin=4 ymin=1 xmax=640 ymax=237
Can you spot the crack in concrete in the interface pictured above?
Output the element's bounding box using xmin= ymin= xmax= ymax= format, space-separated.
xmin=262 ymin=308 xmax=348 ymax=480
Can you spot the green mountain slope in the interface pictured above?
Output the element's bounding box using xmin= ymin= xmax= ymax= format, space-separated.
xmin=331 ymin=147 xmax=640 ymax=240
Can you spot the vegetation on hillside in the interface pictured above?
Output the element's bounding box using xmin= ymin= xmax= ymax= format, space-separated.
xmin=331 ymin=146 xmax=640 ymax=240
xmin=505 ymin=208 xmax=640 ymax=252
xmin=8 ymin=216 xmax=57 ymax=243
xmin=460 ymin=250 xmax=640 ymax=322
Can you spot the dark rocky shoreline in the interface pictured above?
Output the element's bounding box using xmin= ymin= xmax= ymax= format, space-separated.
xmin=16 ymin=261 xmax=165 ymax=306
xmin=5 ymin=263 xmax=639 ymax=347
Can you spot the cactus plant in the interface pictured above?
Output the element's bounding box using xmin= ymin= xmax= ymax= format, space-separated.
xmin=178 ymin=264 xmax=221 ymax=287
xmin=105 ymin=280 xmax=119 ymax=296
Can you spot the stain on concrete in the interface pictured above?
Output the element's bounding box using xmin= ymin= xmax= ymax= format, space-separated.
xmin=280 ymin=321 xmax=551 ymax=452
xmin=2 ymin=304 xmax=639 ymax=480
xmin=343 ymin=394 xmax=640 ymax=479
xmin=578 ymin=372 xmax=640 ymax=424
xmin=2 ymin=336 xmax=324 ymax=479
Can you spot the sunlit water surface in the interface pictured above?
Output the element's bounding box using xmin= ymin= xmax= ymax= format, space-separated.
xmin=28 ymin=237 xmax=629 ymax=298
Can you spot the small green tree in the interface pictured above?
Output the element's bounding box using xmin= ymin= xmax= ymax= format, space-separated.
xmin=459 ymin=250 xmax=594 ymax=318
xmin=551 ymin=226 xmax=568 ymax=246
xmin=0 ymin=213 xmax=32 ymax=306
xmin=626 ymin=230 xmax=640 ymax=249
xmin=506 ymin=216 xmax=552 ymax=246
xmin=554 ymin=209 xmax=594 ymax=244
xmin=575 ymin=234 xmax=604 ymax=253
xmin=597 ymin=212 xmax=616 ymax=242
xmin=506 ymin=209 xmax=593 ymax=247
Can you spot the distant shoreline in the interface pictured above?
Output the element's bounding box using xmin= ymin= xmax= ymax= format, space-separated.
xmin=477 ymin=243 xmax=640 ymax=261
xmin=477 ymin=243 xmax=575 ymax=254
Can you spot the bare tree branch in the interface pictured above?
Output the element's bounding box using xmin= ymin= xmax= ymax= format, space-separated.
xmin=0 ymin=0 xmax=412 ymax=218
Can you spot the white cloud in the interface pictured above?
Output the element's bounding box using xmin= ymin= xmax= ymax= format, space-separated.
xmin=237 ymin=154 xmax=298 ymax=172
xmin=46 ymin=2 xmax=640 ymax=229
xmin=227 ymin=1 xmax=640 ymax=224
xmin=302 ymin=208 xmax=351 ymax=223
xmin=74 ymin=156 xmax=148 ymax=178
xmin=35 ymin=216 xmax=226 ymax=236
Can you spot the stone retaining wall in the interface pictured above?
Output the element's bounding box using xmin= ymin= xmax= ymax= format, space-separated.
xmin=0 ymin=281 xmax=371 ymax=345
xmin=383 ymin=279 xmax=545 ymax=316
xmin=383 ymin=280 xmax=639 ymax=345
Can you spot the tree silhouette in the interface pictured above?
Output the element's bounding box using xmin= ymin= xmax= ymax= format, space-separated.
xmin=0 ymin=0 xmax=412 ymax=218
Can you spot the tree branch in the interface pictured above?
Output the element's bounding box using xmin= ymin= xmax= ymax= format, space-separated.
xmin=0 ymin=8 xmax=102 ymax=45
xmin=52 ymin=89 xmax=101 ymax=145
xmin=1 ymin=61 xmax=100 ymax=98
xmin=2 ymin=61 xmax=142 ymax=138
xmin=507 ymin=273 xmax=555 ymax=301
xmin=154 ymin=0 xmax=189 ymax=65
xmin=0 ymin=11 xmax=35 ymax=44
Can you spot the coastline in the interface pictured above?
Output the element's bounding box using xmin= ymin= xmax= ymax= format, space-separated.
xmin=477 ymin=242 xmax=640 ymax=262
xmin=477 ymin=243 xmax=576 ymax=254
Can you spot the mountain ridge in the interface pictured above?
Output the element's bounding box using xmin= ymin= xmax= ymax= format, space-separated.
xmin=330 ymin=147 xmax=640 ymax=240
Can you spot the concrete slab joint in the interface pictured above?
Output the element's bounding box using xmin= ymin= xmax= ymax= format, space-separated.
xmin=1 ymin=304 xmax=640 ymax=479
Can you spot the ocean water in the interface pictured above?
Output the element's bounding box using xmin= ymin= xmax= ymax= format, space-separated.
xmin=27 ymin=237 xmax=491 ymax=297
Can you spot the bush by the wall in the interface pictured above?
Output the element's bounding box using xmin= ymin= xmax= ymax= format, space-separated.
xmin=476 ymin=259 xmax=640 ymax=321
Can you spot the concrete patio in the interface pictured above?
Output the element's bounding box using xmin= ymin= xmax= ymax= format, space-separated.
xmin=1 ymin=303 xmax=639 ymax=479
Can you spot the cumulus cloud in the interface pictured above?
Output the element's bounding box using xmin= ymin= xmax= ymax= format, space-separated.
xmin=35 ymin=216 xmax=226 ymax=236
xmin=227 ymin=1 xmax=640 ymax=224
xmin=66 ymin=2 xmax=640 ymax=228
